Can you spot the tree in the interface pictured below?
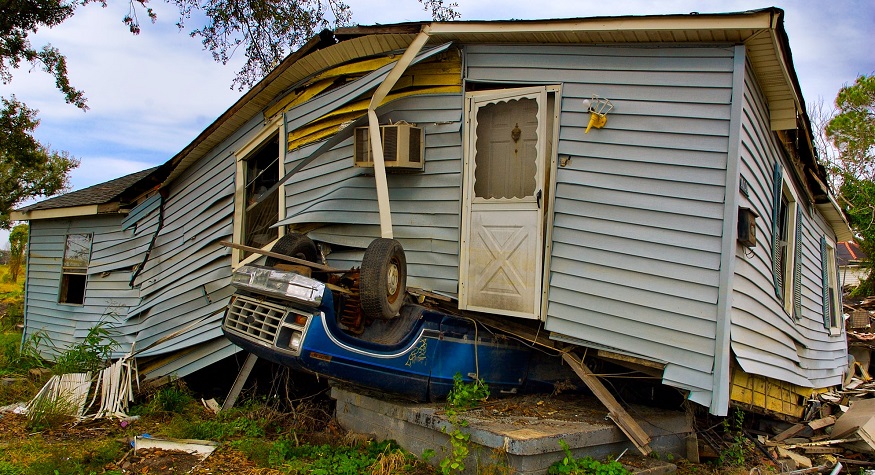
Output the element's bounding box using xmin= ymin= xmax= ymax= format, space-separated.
xmin=8 ymin=223 xmax=29 ymax=282
xmin=1 ymin=0 xmax=458 ymax=228
xmin=0 ymin=97 xmax=79 ymax=229
xmin=166 ymin=0 xmax=459 ymax=89
xmin=825 ymin=74 xmax=875 ymax=296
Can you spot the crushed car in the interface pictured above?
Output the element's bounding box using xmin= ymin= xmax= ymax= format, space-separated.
xmin=222 ymin=234 xmax=532 ymax=401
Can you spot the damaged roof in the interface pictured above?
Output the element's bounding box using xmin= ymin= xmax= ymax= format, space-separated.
xmin=13 ymin=8 xmax=849 ymax=237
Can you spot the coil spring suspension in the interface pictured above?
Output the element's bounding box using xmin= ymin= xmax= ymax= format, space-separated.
xmin=336 ymin=269 xmax=365 ymax=334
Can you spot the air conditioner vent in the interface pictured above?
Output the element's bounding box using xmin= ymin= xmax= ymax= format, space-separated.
xmin=354 ymin=123 xmax=424 ymax=172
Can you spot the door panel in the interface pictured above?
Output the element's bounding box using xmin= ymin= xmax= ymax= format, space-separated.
xmin=460 ymin=87 xmax=548 ymax=319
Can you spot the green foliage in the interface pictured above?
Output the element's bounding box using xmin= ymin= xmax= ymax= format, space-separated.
xmin=268 ymin=438 xmax=418 ymax=474
xmin=446 ymin=372 xmax=490 ymax=410
xmin=168 ymin=412 xmax=266 ymax=441
xmin=1 ymin=330 xmax=48 ymax=375
xmin=0 ymin=0 xmax=86 ymax=108
xmin=230 ymin=438 xmax=276 ymax=466
xmin=718 ymin=409 xmax=752 ymax=467
xmin=141 ymin=384 xmax=196 ymax=414
xmin=827 ymin=75 xmax=875 ymax=178
xmin=439 ymin=373 xmax=490 ymax=474
xmin=7 ymin=224 xmax=27 ymax=282
xmin=548 ymin=440 xmax=630 ymax=475
xmin=0 ymin=460 xmax=23 ymax=475
xmin=26 ymin=392 xmax=79 ymax=432
xmin=0 ymin=97 xmax=79 ymax=229
xmin=825 ymin=74 xmax=875 ymax=294
xmin=14 ymin=439 xmax=125 ymax=475
xmin=52 ymin=320 xmax=119 ymax=375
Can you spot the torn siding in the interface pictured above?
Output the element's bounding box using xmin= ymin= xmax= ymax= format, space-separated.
xmin=282 ymin=93 xmax=463 ymax=294
xmin=730 ymin=61 xmax=846 ymax=391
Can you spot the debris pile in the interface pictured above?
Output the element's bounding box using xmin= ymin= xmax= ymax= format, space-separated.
xmin=764 ymin=297 xmax=875 ymax=472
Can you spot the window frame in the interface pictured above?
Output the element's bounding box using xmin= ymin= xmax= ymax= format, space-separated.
xmin=772 ymin=162 xmax=801 ymax=316
xmin=58 ymin=233 xmax=92 ymax=305
xmin=821 ymin=237 xmax=843 ymax=335
xmin=232 ymin=119 xmax=286 ymax=268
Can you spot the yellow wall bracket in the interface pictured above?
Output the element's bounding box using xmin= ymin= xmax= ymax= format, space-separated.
xmin=585 ymin=112 xmax=608 ymax=133
xmin=583 ymin=95 xmax=613 ymax=134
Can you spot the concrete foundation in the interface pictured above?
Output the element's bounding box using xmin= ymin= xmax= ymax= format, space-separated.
xmin=332 ymin=385 xmax=692 ymax=475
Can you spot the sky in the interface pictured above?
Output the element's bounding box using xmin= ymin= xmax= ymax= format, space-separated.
xmin=2 ymin=0 xmax=874 ymax=245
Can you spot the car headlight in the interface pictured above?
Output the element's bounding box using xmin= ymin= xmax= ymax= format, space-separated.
xmin=231 ymin=265 xmax=324 ymax=307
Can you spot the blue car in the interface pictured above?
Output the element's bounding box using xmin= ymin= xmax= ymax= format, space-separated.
xmin=222 ymin=263 xmax=531 ymax=401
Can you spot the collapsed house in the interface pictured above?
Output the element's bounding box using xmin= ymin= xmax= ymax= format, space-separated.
xmin=12 ymin=7 xmax=853 ymax=418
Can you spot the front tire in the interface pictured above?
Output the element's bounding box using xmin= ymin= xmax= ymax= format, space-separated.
xmin=360 ymin=238 xmax=407 ymax=320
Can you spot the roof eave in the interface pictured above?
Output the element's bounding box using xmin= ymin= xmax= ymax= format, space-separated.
xmin=11 ymin=204 xmax=102 ymax=221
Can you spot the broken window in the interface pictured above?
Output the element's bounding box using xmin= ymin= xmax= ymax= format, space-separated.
xmin=235 ymin=131 xmax=283 ymax=263
xmin=59 ymin=233 xmax=91 ymax=305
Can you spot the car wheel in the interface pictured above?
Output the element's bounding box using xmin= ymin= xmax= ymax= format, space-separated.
xmin=265 ymin=233 xmax=319 ymax=267
xmin=360 ymin=238 xmax=407 ymax=320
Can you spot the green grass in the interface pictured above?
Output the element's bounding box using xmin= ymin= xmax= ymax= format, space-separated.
xmin=0 ymin=264 xmax=25 ymax=331
xmin=0 ymin=263 xmax=437 ymax=474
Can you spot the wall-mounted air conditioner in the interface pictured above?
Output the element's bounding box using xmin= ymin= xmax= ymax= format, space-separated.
xmin=354 ymin=122 xmax=424 ymax=172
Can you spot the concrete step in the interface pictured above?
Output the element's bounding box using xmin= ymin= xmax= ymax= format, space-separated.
xmin=332 ymin=385 xmax=691 ymax=475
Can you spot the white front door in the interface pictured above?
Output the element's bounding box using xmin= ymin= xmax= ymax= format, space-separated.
xmin=460 ymin=87 xmax=550 ymax=319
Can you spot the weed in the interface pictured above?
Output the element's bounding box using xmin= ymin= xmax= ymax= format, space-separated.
xmin=1 ymin=330 xmax=48 ymax=375
xmin=134 ymin=383 xmax=195 ymax=415
xmin=52 ymin=320 xmax=119 ymax=375
xmin=370 ymin=446 xmax=412 ymax=475
xmin=230 ymin=438 xmax=276 ymax=466
xmin=0 ymin=460 xmax=23 ymax=475
xmin=439 ymin=373 xmax=490 ymax=474
xmin=269 ymin=439 xmax=420 ymax=474
xmin=718 ymin=408 xmax=752 ymax=467
xmin=168 ymin=413 xmax=266 ymax=440
xmin=17 ymin=439 xmax=125 ymax=475
xmin=26 ymin=392 xmax=79 ymax=431
xmin=548 ymin=439 xmax=630 ymax=475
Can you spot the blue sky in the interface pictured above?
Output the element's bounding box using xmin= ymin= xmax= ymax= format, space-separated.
xmin=2 ymin=0 xmax=873 ymax=245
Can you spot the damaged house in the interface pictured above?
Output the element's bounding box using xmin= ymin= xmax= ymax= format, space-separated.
xmin=12 ymin=7 xmax=853 ymax=419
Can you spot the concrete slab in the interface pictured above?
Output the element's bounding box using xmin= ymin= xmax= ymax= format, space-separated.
xmin=332 ymin=385 xmax=690 ymax=475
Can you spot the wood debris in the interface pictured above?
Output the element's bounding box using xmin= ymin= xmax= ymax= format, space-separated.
xmin=744 ymin=296 xmax=875 ymax=472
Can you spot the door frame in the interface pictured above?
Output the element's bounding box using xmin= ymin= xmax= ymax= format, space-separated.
xmin=459 ymin=84 xmax=561 ymax=321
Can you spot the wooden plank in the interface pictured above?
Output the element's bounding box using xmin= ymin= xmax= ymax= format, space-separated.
xmin=222 ymin=353 xmax=258 ymax=411
xmin=561 ymin=352 xmax=653 ymax=455
xmin=773 ymin=423 xmax=807 ymax=442
xmin=803 ymin=447 xmax=843 ymax=454
xmin=219 ymin=241 xmax=344 ymax=273
xmin=808 ymin=416 xmax=836 ymax=431
xmin=596 ymin=350 xmax=665 ymax=378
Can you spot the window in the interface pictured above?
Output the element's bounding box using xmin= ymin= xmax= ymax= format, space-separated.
xmin=771 ymin=162 xmax=801 ymax=316
xmin=821 ymin=237 xmax=842 ymax=334
xmin=234 ymin=124 xmax=284 ymax=265
xmin=59 ymin=233 xmax=92 ymax=304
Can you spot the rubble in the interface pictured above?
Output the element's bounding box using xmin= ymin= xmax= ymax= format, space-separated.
xmin=715 ymin=296 xmax=875 ymax=473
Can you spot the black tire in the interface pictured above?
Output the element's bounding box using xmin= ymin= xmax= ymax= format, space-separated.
xmin=360 ymin=238 xmax=407 ymax=320
xmin=265 ymin=233 xmax=319 ymax=267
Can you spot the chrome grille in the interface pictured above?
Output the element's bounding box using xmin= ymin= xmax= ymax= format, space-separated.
xmin=224 ymin=295 xmax=288 ymax=345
